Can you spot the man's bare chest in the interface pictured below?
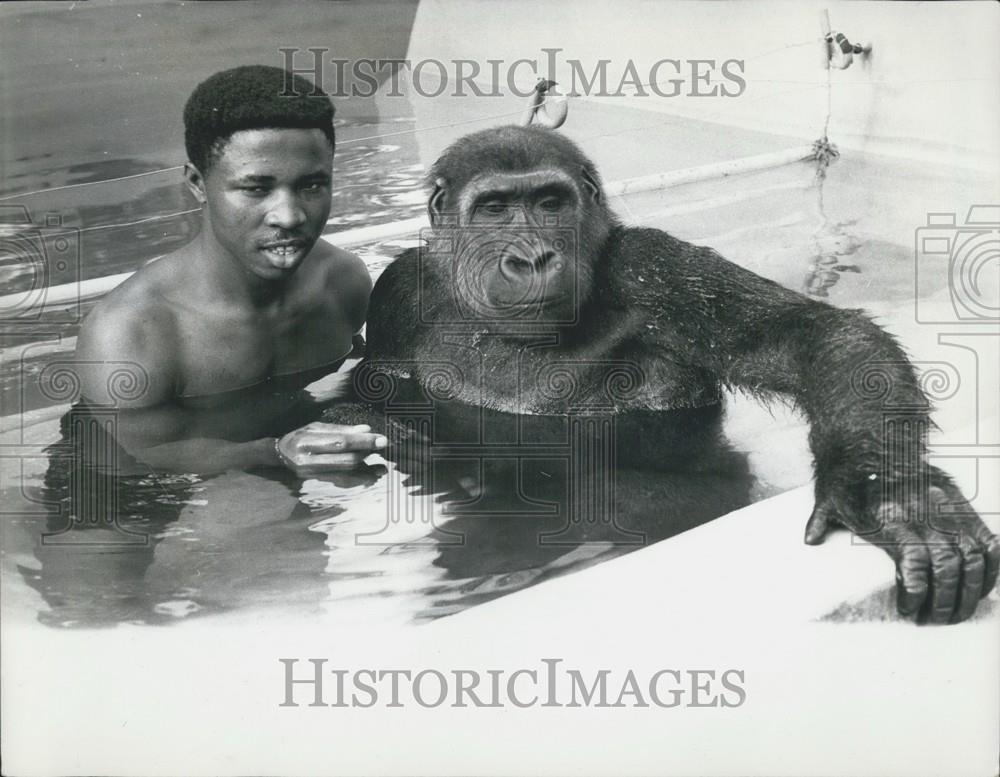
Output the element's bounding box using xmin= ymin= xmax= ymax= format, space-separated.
xmin=174 ymin=305 xmax=354 ymax=398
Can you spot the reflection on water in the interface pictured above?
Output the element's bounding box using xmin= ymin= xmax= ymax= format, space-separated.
xmin=1 ymin=118 xmax=425 ymax=297
xmin=12 ymin=146 xmax=973 ymax=630
xmin=0 ymin=159 xmax=200 ymax=291
xmin=804 ymin=181 xmax=862 ymax=297
xmin=24 ymin=378 xmax=756 ymax=628
xmin=327 ymin=133 xmax=427 ymax=232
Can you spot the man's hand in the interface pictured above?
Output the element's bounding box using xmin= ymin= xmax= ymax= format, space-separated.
xmin=805 ymin=468 xmax=1000 ymax=624
xmin=276 ymin=422 xmax=387 ymax=476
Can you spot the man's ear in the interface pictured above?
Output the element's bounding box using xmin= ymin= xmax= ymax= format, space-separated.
xmin=184 ymin=163 xmax=207 ymax=204
xmin=581 ymin=166 xmax=602 ymax=205
xmin=427 ymin=177 xmax=446 ymax=226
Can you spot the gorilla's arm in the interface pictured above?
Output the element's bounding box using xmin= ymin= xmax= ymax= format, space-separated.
xmin=612 ymin=227 xmax=999 ymax=623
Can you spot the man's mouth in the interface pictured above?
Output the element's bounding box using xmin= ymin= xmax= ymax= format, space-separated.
xmin=259 ymin=239 xmax=309 ymax=268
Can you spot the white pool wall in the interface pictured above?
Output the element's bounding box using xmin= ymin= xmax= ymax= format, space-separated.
xmin=405 ymin=0 xmax=1000 ymax=170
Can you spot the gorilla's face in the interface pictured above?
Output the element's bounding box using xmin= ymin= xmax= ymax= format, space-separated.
xmin=441 ymin=170 xmax=591 ymax=324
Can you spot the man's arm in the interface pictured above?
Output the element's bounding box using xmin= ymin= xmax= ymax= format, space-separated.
xmin=74 ymin=300 xmax=284 ymax=472
xmin=74 ymin=301 xmax=384 ymax=475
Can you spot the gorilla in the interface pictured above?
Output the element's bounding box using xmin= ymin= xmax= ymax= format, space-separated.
xmin=357 ymin=124 xmax=998 ymax=624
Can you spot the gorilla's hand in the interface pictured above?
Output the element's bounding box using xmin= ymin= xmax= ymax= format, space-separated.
xmin=804 ymin=468 xmax=999 ymax=624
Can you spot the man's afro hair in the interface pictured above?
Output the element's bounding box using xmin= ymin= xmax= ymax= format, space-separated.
xmin=184 ymin=65 xmax=336 ymax=173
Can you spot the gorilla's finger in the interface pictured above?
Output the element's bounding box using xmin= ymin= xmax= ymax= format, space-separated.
xmin=931 ymin=476 xmax=998 ymax=598
xmin=953 ymin=543 xmax=985 ymax=623
xmin=895 ymin=544 xmax=930 ymax=617
xmin=974 ymin=526 xmax=1000 ymax=596
xmin=926 ymin=544 xmax=962 ymax=625
xmin=804 ymin=503 xmax=836 ymax=545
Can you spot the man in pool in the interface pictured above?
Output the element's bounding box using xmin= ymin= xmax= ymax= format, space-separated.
xmin=73 ymin=65 xmax=385 ymax=476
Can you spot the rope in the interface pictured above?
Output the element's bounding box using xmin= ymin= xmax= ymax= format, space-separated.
xmin=0 ymin=166 xmax=184 ymax=202
xmin=75 ymin=207 xmax=202 ymax=235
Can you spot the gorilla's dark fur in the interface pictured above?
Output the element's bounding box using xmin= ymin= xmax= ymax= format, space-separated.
xmin=359 ymin=125 xmax=999 ymax=624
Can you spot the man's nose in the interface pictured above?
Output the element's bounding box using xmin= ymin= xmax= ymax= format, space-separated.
xmin=265 ymin=191 xmax=307 ymax=229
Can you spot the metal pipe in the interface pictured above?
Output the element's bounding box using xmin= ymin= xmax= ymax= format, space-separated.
xmin=0 ymin=145 xmax=816 ymax=315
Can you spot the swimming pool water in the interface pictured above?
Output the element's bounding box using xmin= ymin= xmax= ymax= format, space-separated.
xmin=4 ymin=144 xmax=994 ymax=629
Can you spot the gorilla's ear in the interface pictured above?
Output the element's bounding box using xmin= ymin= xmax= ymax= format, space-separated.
xmin=581 ymin=166 xmax=602 ymax=205
xmin=428 ymin=177 xmax=447 ymax=225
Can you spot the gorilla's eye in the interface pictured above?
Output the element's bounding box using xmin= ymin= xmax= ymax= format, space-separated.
xmin=537 ymin=196 xmax=564 ymax=212
xmin=473 ymin=199 xmax=512 ymax=221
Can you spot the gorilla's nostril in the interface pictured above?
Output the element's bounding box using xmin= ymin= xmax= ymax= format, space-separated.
xmin=536 ymin=251 xmax=557 ymax=270
xmin=500 ymin=252 xmax=560 ymax=278
xmin=501 ymin=255 xmax=534 ymax=277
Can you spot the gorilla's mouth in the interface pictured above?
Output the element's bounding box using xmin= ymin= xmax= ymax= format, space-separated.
xmin=495 ymin=295 xmax=567 ymax=309
xmin=497 ymin=294 xmax=569 ymax=308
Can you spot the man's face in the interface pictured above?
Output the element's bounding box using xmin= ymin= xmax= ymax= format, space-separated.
xmin=197 ymin=128 xmax=334 ymax=281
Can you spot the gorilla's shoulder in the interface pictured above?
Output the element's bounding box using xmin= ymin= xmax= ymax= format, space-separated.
xmin=371 ymin=247 xmax=419 ymax=302
xmin=366 ymin=248 xmax=422 ymax=356
xmin=605 ymin=225 xmax=715 ymax=267
xmin=600 ymin=226 xmax=719 ymax=304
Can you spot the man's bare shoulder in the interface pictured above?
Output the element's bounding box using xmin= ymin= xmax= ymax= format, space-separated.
xmin=75 ymin=253 xmax=185 ymax=393
xmin=311 ymin=239 xmax=370 ymax=288
xmin=307 ymin=240 xmax=372 ymax=329
xmin=80 ymin=254 xmax=185 ymax=344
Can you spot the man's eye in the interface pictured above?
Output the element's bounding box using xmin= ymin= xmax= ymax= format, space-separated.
xmin=240 ymin=186 xmax=268 ymax=195
xmin=479 ymin=201 xmax=507 ymax=215
xmin=302 ymin=181 xmax=328 ymax=192
xmin=537 ymin=197 xmax=564 ymax=211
